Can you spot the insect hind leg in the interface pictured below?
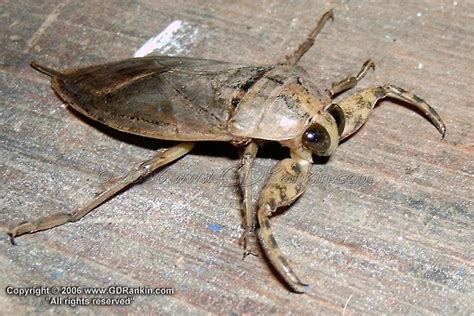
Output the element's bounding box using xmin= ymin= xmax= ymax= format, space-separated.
xmin=8 ymin=142 xmax=194 ymax=242
xmin=284 ymin=9 xmax=334 ymax=66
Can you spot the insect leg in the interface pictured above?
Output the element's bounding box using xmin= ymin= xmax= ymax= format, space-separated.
xmin=284 ymin=9 xmax=334 ymax=65
xmin=237 ymin=142 xmax=258 ymax=258
xmin=257 ymin=150 xmax=312 ymax=293
xmin=335 ymin=85 xmax=446 ymax=140
xmin=328 ymin=59 xmax=375 ymax=97
xmin=8 ymin=142 xmax=195 ymax=242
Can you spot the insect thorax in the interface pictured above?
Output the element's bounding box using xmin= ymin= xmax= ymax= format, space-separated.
xmin=230 ymin=65 xmax=329 ymax=142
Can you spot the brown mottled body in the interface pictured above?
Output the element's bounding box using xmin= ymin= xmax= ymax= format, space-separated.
xmin=10 ymin=10 xmax=446 ymax=293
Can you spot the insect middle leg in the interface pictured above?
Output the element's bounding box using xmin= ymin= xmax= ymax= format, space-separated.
xmin=285 ymin=9 xmax=334 ymax=65
xmin=9 ymin=142 xmax=195 ymax=242
xmin=328 ymin=59 xmax=375 ymax=97
xmin=237 ymin=142 xmax=258 ymax=257
xmin=257 ymin=149 xmax=312 ymax=293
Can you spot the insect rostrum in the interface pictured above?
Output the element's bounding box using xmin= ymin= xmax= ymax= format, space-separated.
xmin=9 ymin=10 xmax=446 ymax=293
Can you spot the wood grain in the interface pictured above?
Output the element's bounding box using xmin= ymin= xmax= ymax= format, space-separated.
xmin=1 ymin=0 xmax=472 ymax=314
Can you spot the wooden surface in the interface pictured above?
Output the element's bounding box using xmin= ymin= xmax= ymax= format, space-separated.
xmin=1 ymin=0 xmax=473 ymax=314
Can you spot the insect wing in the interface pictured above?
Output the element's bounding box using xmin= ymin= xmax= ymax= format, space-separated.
xmin=51 ymin=56 xmax=267 ymax=141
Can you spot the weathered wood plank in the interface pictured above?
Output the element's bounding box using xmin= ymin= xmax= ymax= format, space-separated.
xmin=1 ymin=0 xmax=472 ymax=314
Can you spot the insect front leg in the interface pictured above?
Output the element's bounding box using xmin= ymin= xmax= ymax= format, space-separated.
xmin=257 ymin=148 xmax=312 ymax=293
xmin=334 ymin=85 xmax=446 ymax=140
xmin=284 ymin=9 xmax=334 ymax=65
xmin=8 ymin=142 xmax=195 ymax=242
xmin=328 ymin=59 xmax=375 ymax=97
xmin=237 ymin=142 xmax=258 ymax=258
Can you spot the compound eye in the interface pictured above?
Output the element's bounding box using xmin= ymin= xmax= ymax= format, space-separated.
xmin=326 ymin=103 xmax=345 ymax=136
xmin=302 ymin=123 xmax=331 ymax=154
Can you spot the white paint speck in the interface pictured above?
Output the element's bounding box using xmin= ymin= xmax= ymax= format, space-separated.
xmin=417 ymin=63 xmax=423 ymax=69
xmin=134 ymin=20 xmax=198 ymax=57
xmin=13 ymin=121 xmax=23 ymax=132
xmin=134 ymin=20 xmax=183 ymax=57
xmin=385 ymin=34 xmax=396 ymax=42
xmin=416 ymin=12 xmax=422 ymax=17
xmin=291 ymin=18 xmax=298 ymax=27
xmin=453 ymin=1 xmax=458 ymax=5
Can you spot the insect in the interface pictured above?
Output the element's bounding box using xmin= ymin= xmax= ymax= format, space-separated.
xmin=9 ymin=10 xmax=446 ymax=293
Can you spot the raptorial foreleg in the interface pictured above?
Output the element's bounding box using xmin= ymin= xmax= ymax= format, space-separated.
xmin=333 ymin=85 xmax=446 ymax=140
xmin=257 ymin=148 xmax=313 ymax=293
